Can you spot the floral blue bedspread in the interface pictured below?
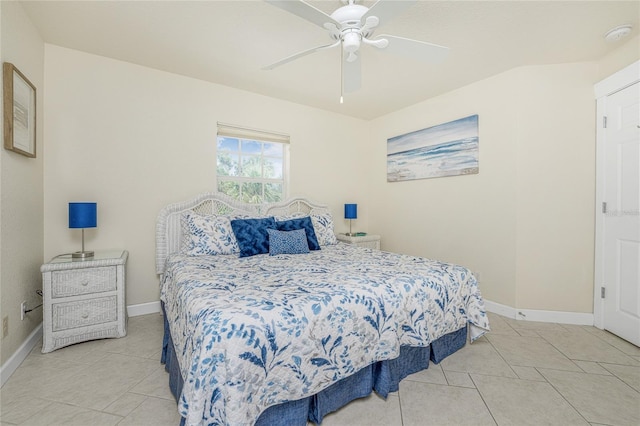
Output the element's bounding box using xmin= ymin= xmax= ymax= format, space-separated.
xmin=160 ymin=243 xmax=489 ymax=426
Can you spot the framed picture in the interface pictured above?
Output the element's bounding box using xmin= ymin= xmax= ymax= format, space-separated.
xmin=3 ymin=63 xmax=36 ymax=158
xmin=387 ymin=115 xmax=479 ymax=182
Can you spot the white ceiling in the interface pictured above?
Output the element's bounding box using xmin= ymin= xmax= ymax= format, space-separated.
xmin=19 ymin=0 xmax=639 ymax=120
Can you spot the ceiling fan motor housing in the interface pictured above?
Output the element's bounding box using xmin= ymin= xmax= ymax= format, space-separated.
xmin=330 ymin=3 xmax=371 ymax=54
xmin=330 ymin=4 xmax=368 ymax=26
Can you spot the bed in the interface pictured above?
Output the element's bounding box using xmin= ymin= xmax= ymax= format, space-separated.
xmin=156 ymin=192 xmax=490 ymax=426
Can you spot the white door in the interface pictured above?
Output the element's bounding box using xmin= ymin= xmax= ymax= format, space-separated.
xmin=601 ymin=81 xmax=640 ymax=346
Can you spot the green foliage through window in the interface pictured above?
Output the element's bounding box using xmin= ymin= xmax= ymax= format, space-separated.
xmin=216 ymin=137 xmax=286 ymax=203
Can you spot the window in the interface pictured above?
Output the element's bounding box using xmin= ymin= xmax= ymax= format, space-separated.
xmin=216 ymin=123 xmax=289 ymax=204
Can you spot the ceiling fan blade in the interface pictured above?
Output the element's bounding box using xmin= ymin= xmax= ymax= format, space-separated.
xmin=376 ymin=34 xmax=449 ymax=63
xmin=343 ymin=55 xmax=361 ymax=93
xmin=264 ymin=0 xmax=338 ymax=29
xmin=262 ymin=41 xmax=340 ymax=70
xmin=362 ymin=0 xmax=417 ymax=28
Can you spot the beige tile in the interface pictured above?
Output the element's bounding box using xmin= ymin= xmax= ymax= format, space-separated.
xmin=509 ymin=365 xmax=545 ymax=381
xmin=573 ymin=360 xmax=613 ymax=375
xmin=600 ymin=363 xmax=640 ymax=392
xmin=47 ymin=353 xmax=160 ymax=411
xmin=102 ymin=392 xmax=147 ymax=417
xmin=404 ymin=362 xmax=447 ymax=385
xmin=321 ymin=393 xmax=402 ymax=426
xmin=537 ymin=328 xmax=639 ymax=365
xmin=486 ymin=334 xmax=582 ymax=372
xmin=20 ymin=402 xmax=122 ymax=426
xmin=443 ymin=370 xmax=475 ymax=388
xmin=485 ymin=313 xmax=519 ymax=336
xmin=440 ymin=337 xmax=518 ymax=378
xmin=118 ymin=396 xmax=181 ymax=426
xmin=581 ymin=327 xmax=640 ymax=357
xmin=399 ymin=380 xmax=495 ymax=426
xmin=472 ymin=374 xmax=588 ymax=425
xmin=0 ymin=357 xmax=91 ymax=401
xmin=19 ymin=351 xmax=91 ymax=371
xmin=539 ymin=368 xmax=640 ymax=426
xmin=514 ymin=328 xmax=541 ymax=337
xmin=129 ymin=366 xmax=174 ymax=400
xmin=38 ymin=338 xmax=112 ymax=364
xmin=0 ymin=393 xmax=53 ymax=424
xmin=502 ymin=317 xmax=567 ymax=333
xmin=102 ymin=326 xmax=163 ymax=359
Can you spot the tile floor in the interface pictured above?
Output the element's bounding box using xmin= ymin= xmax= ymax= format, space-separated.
xmin=1 ymin=312 xmax=639 ymax=425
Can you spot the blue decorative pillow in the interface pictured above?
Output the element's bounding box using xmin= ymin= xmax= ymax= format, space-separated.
xmin=275 ymin=216 xmax=320 ymax=251
xmin=230 ymin=217 xmax=277 ymax=257
xmin=267 ymin=229 xmax=310 ymax=256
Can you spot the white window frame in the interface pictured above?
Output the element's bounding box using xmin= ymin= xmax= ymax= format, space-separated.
xmin=216 ymin=122 xmax=290 ymax=203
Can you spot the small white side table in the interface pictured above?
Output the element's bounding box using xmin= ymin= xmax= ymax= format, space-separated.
xmin=336 ymin=234 xmax=381 ymax=250
xmin=41 ymin=250 xmax=128 ymax=353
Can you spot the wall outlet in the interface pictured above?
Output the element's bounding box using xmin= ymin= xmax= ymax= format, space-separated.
xmin=2 ymin=316 xmax=8 ymax=338
xmin=21 ymin=301 xmax=27 ymax=321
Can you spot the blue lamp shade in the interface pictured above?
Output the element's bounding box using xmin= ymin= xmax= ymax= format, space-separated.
xmin=344 ymin=204 xmax=357 ymax=219
xmin=69 ymin=202 xmax=97 ymax=229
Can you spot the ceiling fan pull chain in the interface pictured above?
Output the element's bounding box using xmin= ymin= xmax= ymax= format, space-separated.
xmin=340 ymin=42 xmax=344 ymax=104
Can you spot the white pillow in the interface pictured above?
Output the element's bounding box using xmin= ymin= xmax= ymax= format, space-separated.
xmin=274 ymin=212 xmax=306 ymax=221
xmin=310 ymin=210 xmax=338 ymax=246
xmin=181 ymin=213 xmax=239 ymax=255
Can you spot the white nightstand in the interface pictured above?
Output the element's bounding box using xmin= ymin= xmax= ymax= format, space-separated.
xmin=41 ymin=250 xmax=128 ymax=353
xmin=336 ymin=234 xmax=381 ymax=250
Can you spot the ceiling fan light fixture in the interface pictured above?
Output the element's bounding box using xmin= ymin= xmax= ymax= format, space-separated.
xmin=343 ymin=31 xmax=361 ymax=53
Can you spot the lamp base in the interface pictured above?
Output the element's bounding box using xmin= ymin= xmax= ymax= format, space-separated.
xmin=344 ymin=232 xmax=358 ymax=236
xmin=72 ymin=250 xmax=94 ymax=259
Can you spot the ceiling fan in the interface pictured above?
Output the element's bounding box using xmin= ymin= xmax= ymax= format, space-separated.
xmin=263 ymin=0 xmax=449 ymax=103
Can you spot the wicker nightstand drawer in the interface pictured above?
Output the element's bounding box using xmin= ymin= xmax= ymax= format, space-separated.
xmin=52 ymin=296 xmax=118 ymax=331
xmin=52 ymin=266 xmax=117 ymax=298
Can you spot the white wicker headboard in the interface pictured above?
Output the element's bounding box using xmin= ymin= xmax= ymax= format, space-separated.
xmin=155 ymin=192 xmax=330 ymax=274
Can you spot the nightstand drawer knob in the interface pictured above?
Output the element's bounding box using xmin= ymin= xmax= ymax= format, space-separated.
xmin=81 ymin=312 xmax=89 ymax=319
xmin=81 ymin=280 xmax=89 ymax=286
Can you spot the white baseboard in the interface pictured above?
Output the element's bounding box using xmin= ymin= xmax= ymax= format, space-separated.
xmin=0 ymin=323 xmax=43 ymax=387
xmin=484 ymin=299 xmax=594 ymax=326
xmin=127 ymin=301 xmax=161 ymax=317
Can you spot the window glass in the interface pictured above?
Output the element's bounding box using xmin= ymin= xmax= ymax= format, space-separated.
xmin=216 ymin=137 xmax=287 ymax=203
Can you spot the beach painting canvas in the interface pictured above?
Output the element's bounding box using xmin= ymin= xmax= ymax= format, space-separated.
xmin=387 ymin=115 xmax=479 ymax=182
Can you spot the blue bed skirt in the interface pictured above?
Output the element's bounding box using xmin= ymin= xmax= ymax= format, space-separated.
xmin=161 ymin=303 xmax=467 ymax=425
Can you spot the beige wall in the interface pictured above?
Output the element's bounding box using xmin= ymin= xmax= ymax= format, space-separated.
xmin=596 ymin=35 xmax=640 ymax=81
xmin=368 ymin=63 xmax=599 ymax=313
xmin=513 ymin=63 xmax=598 ymax=312
xmin=0 ymin=1 xmax=45 ymax=365
xmin=43 ymin=45 xmax=370 ymax=307
xmin=367 ymin=70 xmax=521 ymax=308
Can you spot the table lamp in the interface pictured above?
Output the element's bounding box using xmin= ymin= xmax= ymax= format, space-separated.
xmin=344 ymin=203 xmax=357 ymax=236
xmin=69 ymin=202 xmax=97 ymax=259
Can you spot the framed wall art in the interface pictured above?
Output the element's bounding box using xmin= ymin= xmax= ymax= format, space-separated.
xmin=3 ymin=62 xmax=36 ymax=158
xmin=387 ymin=115 xmax=479 ymax=182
